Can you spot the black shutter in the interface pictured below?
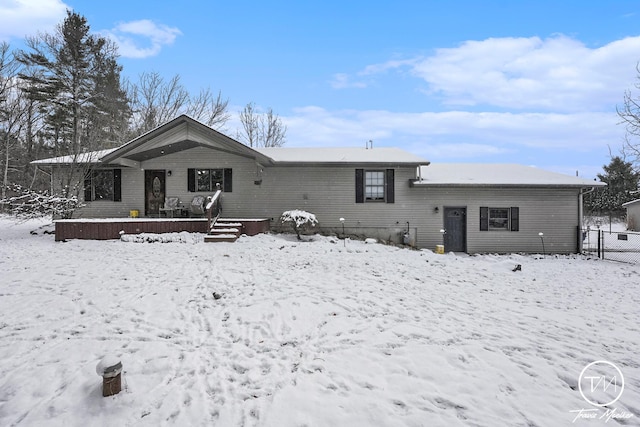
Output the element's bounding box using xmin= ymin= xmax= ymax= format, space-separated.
xmin=480 ymin=207 xmax=489 ymax=231
xmin=223 ymin=168 xmax=232 ymax=192
xmin=84 ymin=171 xmax=92 ymax=202
xmin=385 ymin=169 xmax=395 ymax=204
xmin=188 ymin=168 xmax=195 ymax=192
xmin=113 ymin=169 xmax=121 ymax=202
xmin=355 ymin=169 xmax=364 ymax=203
xmin=510 ymin=207 xmax=519 ymax=231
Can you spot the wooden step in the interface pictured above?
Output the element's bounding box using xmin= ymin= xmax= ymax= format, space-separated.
xmin=210 ymin=227 xmax=240 ymax=234
xmin=205 ymin=222 xmax=242 ymax=243
xmin=204 ymin=234 xmax=239 ymax=243
xmin=215 ymin=222 xmax=242 ymax=228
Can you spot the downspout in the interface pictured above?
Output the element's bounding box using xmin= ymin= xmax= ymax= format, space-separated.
xmin=578 ymin=186 xmax=596 ymax=252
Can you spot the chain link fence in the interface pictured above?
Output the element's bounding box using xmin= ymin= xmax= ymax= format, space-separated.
xmin=582 ymin=227 xmax=640 ymax=264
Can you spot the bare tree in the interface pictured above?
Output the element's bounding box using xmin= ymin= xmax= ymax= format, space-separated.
xmin=0 ymin=42 xmax=26 ymax=201
xmin=618 ymin=63 xmax=640 ymax=169
xmin=185 ymin=88 xmax=230 ymax=129
xmin=127 ymin=71 xmax=230 ymax=136
xmin=0 ymin=42 xmax=48 ymax=198
xmin=238 ymin=102 xmax=259 ymax=147
xmin=238 ymin=102 xmax=287 ymax=148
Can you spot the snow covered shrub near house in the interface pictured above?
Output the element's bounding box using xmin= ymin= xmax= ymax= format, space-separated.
xmin=0 ymin=184 xmax=83 ymax=220
xmin=280 ymin=209 xmax=318 ymax=240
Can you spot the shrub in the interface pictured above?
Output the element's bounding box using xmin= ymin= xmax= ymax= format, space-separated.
xmin=280 ymin=209 xmax=318 ymax=240
xmin=0 ymin=184 xmax=84 ymax=220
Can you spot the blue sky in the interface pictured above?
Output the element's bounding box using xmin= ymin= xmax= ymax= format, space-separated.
xmin=2 ymin=0 xmax=640 ymax=179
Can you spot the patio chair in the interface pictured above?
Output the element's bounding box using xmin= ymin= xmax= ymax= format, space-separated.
xmin=189 ymin=195 xmax=206 ymax=217
xmin=159 ymin=196 xmax=180 ymax=218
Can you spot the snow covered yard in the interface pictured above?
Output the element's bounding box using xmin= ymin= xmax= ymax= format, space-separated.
xmin=0 ymin=217 xmax=639 ymax=427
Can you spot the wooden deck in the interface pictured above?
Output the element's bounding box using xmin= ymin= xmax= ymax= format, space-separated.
xmin=54 ymin=218 xmax=270 ymax=241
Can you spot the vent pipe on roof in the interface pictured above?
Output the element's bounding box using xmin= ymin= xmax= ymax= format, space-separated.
xmin=366 ymin=139 xmax=373 ymax=149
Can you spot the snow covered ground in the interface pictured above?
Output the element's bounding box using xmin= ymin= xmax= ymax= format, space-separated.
xmin=1 ymin=217 xmax=639 ymax=427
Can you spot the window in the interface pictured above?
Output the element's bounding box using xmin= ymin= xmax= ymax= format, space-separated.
xmin=489 ymin=208 xmax=509 ymax=230
xmin=197 ymin=169 xmax=224 ymax=191
xmin=480 ymin=207 xmax=519 ymax=231
xmin=188 ymin=168 xmax=232 ymax=192
xmin=84 ymin=169 xmax=121 ymax=202
xmin=355 ymin=169 xmax=395 ymax=203
xmin=365 ymin=171 xmax=385 ymax=201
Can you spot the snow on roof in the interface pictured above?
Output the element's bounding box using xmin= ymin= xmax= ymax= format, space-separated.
xmin=255 ymin=147 xmax=428 ymax=164
xmin=622 ymin=198 xmax=640 ymax=207
xmin=31 ymin=148 xmax=119 ymax=165
xmin=416 ymin=163 xmax=605 ymax=187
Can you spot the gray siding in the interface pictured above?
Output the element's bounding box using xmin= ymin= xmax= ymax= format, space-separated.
xmin=627 ymin=203 xmax=640 ymax=231
xmin=68 ymin=146 xmax=583 ymax=253
xmin=72 ymin=146 xmax=421 ymax=242
xmin=409 ymin=186 xmax=581 ymax=253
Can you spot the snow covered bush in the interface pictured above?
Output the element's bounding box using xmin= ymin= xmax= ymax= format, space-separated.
xmin=280 ymin=209 xmax=318 ymax=240
xmin=0 ymin=184 xmax=84 ymax=220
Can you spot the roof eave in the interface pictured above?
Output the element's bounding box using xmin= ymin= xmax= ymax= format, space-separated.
xmin=411 ymin=182 xmax=606 ymax=188
xmin=269 ymin=161 xmax=429 ymax=167
xmin=99 ymin=115 xmax=273 ymax=166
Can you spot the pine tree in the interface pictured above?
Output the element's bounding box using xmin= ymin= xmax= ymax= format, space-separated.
xmin=17 ymin=10 xmax=130 ymax=197
xmin=585 ymin=156 xmax=639 ymax=216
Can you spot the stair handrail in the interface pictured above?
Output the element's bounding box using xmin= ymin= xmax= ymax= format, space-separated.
xmin=206 ymin=189 xmax=223 ymax=232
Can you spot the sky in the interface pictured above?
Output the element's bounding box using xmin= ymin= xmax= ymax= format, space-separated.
xmin=2 ymin=0 xmax=640 ymax=179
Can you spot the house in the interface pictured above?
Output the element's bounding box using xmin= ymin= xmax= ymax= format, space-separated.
xmin=622 ymin=199 xmax=640 ymax=231
xmin=32 ymin=115 xmax=603 ymax=253
xmin=412 ymin=164 xmax=604 ymax=253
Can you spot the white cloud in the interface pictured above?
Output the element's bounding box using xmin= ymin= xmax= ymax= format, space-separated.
xmin=360 ymin=58 xmax=418 ymax=76
xmin=278 ymin=106 xmax=621 ymax=165
xmin=341 ymin=35 xmax=640 ymax=113
xmin=0 ymin=0 xmax=68 ymax=41
xmin=330 ymin=59 xmax=418 ymax=90
xmin=420 ymin=142 xmax=510 ymax=159
xmin=411 ymin=35 xmax=640 ymax=111
xmin=102 ymin=20 xmax=182 ymax=59
xmin=329 ymin=73 xmax=368 ymax=89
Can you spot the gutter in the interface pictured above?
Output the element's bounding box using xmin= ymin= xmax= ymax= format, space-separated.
xmin=578 ymin=186 xmax=597 ymax=253
xmin=409 ymin=182 xmax=604 ymax=189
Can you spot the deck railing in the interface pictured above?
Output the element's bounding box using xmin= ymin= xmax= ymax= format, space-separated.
xmin=206 ymin=189 xmax=223 ymax=232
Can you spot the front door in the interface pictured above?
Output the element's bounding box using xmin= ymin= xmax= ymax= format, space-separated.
xmin=145 ymin=170 xmax=166 ymax=216
xmin=443 ymin=207 xmax=467 ymax=252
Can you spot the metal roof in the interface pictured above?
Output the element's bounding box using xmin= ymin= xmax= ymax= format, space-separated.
xmin=414 ymin=163 xmax=605 ymax=187
xmin=255 ymin=147 xmax=428 ymax=165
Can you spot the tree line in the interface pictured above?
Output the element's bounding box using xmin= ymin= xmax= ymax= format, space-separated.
xmin=583 ymin=155 xmax=639 ymax=219
xmin=0 ymin=10 xmax=286 ymax=202
xmin=584 ymin=66 xmax=640 ymax=220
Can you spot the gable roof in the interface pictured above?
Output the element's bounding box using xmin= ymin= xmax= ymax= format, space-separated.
xmin=30 ymin=115 xmax=429 ymax=167
xmin=99 ymin=115 xmax=273 ymax=166
xmin=415 ymin=163 xmax=605 ymax=188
